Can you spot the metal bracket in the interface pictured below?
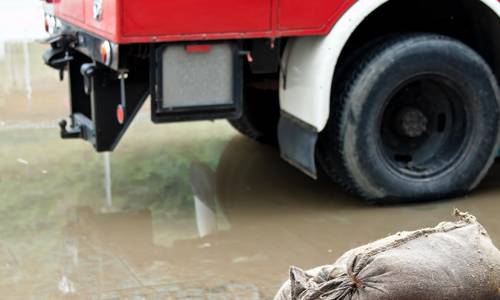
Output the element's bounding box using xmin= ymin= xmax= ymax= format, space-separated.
xmin=64 ymin=53 xmax=149 ymax=152
xmin=58 ymin=119 xmax=82 ymax=139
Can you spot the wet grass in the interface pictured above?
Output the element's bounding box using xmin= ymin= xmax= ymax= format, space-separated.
xmin=0 ymin=121 xmax=235 ymax=250
xmin=0 ymin=120 xmax=234 ymax=219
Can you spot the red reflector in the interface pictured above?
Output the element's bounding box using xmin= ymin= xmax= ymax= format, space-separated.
xmin=100 ymin=44 xmax=108 ymax=64
xmin=101 ymin=48 xmax=107 ymax=62
xmin=117 ymin=105 xmax=125 ymax=124
xmin=185 ymin=44 xmax=213 ymax=53
xmin=100 ymin=41 xmax=112 ymax=66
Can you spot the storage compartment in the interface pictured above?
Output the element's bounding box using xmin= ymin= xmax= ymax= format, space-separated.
xmin=151 ymin=42 xmax=242 ymax=123
xmin=122 ymin=0 xmax=272 ymax=37
xmin=56 ymin=0 xmax=85 ymax=23
xmin=54 ymin=0 xmax=119 ymax=41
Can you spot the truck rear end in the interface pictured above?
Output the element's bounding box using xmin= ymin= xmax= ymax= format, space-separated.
xmin=43 ymin=0 xmax=279 ymax=151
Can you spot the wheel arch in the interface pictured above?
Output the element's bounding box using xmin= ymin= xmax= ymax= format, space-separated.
xmin=279 ymin=0 xmax=500 ymax=132
xmin=278 ymin=0 xmax=500 ymax=177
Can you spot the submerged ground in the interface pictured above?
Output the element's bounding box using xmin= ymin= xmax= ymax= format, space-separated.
xmin=1 ymin=6 xmax=500 ymax=299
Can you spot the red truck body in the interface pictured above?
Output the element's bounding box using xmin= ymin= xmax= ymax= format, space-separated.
xmin=53 ymin=0 xmax=354 ymax=43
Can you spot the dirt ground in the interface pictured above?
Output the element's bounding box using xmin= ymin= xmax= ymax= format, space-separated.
xmin=1 ymin=36 xmax=500 ymax=300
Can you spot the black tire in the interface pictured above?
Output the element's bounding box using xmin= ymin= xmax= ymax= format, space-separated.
xmin=317 ymin=34 xmax=500 ymax=203
xmin=229 ymin=87 xmax=280 ymax=144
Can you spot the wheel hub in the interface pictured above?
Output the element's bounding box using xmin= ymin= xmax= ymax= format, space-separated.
xmin=380 ymin=77 xmax=468 ymax=177
xmin=398 ymin=107 xmax=428 ymax=138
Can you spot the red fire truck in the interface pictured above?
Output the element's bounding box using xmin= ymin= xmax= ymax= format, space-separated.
xmin=42 ymin=0 xmax=500 ymax=202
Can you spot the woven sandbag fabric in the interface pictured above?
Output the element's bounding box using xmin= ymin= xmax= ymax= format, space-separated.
xmin=274 ymin=210 xmax=500 ymax=300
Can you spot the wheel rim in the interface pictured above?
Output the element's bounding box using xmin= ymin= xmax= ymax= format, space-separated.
xmin=379 ymin=75 xmax=470 ymax=178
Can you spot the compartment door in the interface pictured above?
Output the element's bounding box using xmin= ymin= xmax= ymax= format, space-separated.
xmin=55 ymin=0 xmax=85 ymax=23
xmin=123 ymin=0 xmax=273 ymax=37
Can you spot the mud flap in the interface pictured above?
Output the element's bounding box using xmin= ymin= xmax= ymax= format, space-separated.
xmin=278 ymin=112 xmax=318 ymax=178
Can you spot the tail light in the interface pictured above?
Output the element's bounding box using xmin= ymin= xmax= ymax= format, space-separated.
xmin=100 ymin=41 xmax=112 ymax=66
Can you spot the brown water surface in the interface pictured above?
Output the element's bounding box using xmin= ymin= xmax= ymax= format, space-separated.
xmin=1 ymin=41 xmax=500 ymax=300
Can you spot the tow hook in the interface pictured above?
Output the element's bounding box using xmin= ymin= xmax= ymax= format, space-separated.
xmin=41 ymin=33 xmax=76 ymax=80
xmin=43 ymin=47 xmax=73 ymax=80
xmin=58 ymin=119 xmax=81 ymax=139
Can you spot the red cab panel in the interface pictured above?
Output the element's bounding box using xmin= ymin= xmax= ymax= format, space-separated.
xmin=121 ymin=0 xmax=272 ymax=37
xmin=84 ymin=0 xmax=119 ymax=36
xmin=278 ymin=0 xmax=351 ymax=30
xmin=54 ymin=0 xmax=120 ymax=41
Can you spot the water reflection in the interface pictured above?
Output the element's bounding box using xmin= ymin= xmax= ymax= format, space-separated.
xmin=190 ymin=162 xmax=219 ymax=237
xmin=43 ymin=137 xmax=500 ymax=299
xmin=22 ymin=41 xmax=33 ymax=112
xmin=103 ymin=152 xmax=113 ymax=209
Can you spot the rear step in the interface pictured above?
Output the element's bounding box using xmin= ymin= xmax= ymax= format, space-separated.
xmin=58 ymin=119 xmax=82 ymax=139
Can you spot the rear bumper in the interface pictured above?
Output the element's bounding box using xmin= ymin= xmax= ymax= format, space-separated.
xmin=42 ymin=21 xmax=243 ymax=152
xmin=43 ymin=26 xmax=150 ymax=152
xmin=43 ymin=19 xmax=120 ymax=71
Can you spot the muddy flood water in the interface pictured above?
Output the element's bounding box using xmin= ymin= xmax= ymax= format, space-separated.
xmin=2 ymin=9 xmax=500 ymax=300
